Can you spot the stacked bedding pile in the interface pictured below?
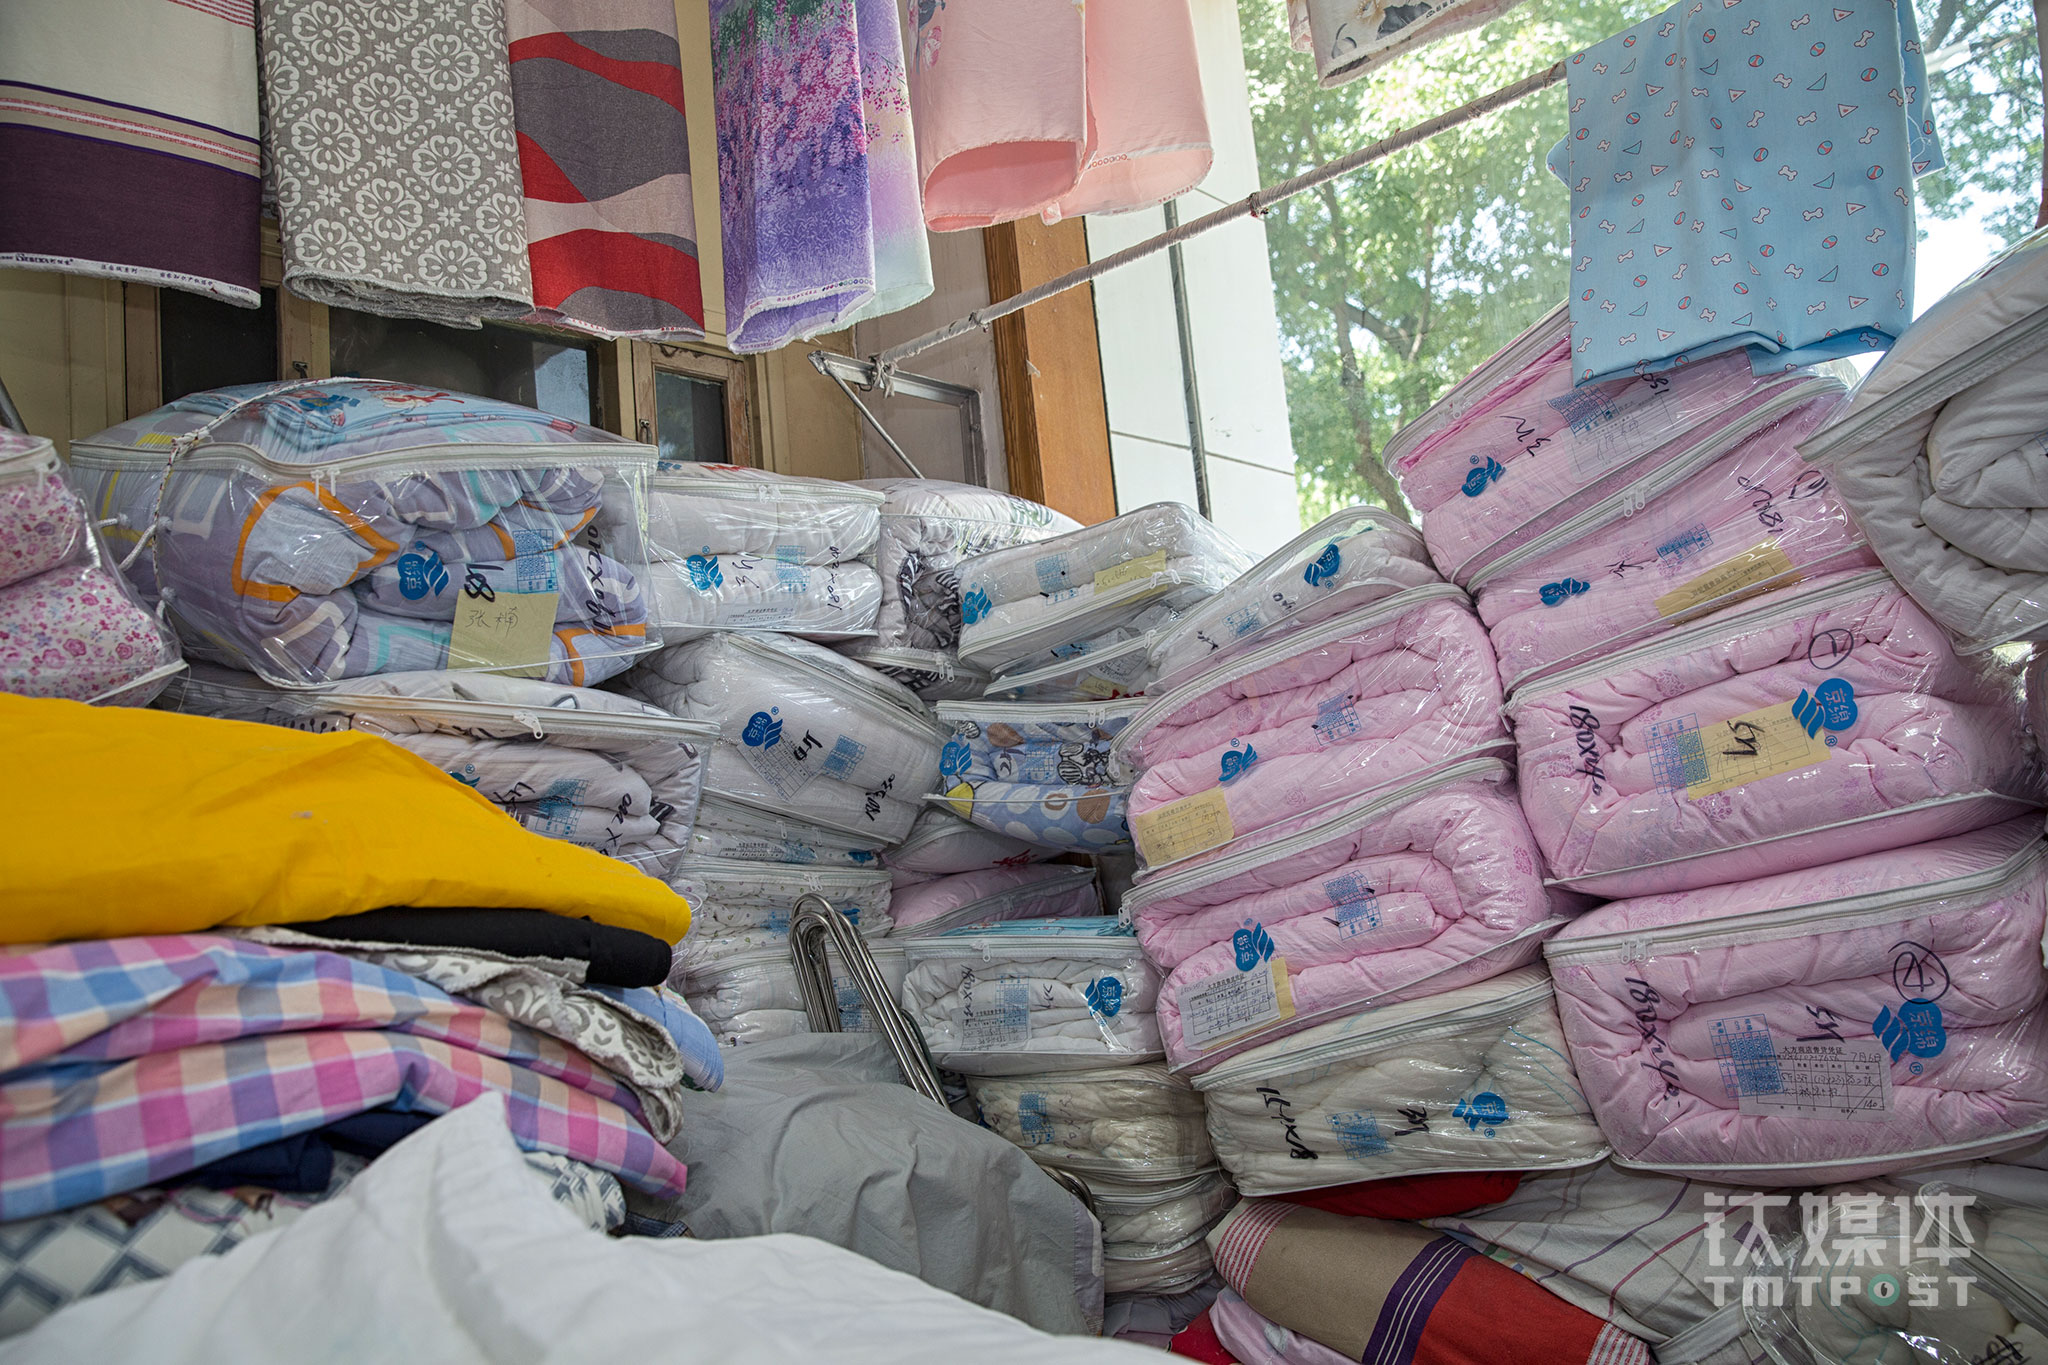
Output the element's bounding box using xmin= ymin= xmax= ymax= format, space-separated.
xmin=883 ymin=805 xmax=1048 ymax=882
xmin=620 ymin=464 xmax=883 ymax=640
xmin=839 ymin=478 xmax=1079 ymax=699
xmin=955 ymin=502 xmax=1252 ymax=694
xmin=71 ymin=380 xmax=659 ymax=688
xmin=0 ymin=695 xmax=719 ymax=1335
xmin=0 ymin=430 xmax=180 ymax=705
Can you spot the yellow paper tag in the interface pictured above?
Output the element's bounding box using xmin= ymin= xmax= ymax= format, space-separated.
xmin=1133 ymin=786 xmax=1235 ymax=866
xmin=1095 ymin=549 xmax=1169 ymax=593
xmin=1655 ymin=543 xmax=1801 ymax=621
xmin=1679 ymin=699 xmax=1832 ymax=800
xmin=1180 ymin=954 xmax=1295 ymax=1051
xmin=448 ymin=589 xmax=559 ymax=678
xmin=1075 ymin=673 xmax=1121 ymax=700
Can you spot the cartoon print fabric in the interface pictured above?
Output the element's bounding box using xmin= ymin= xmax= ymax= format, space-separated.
xmin=1549 ymin=0 xmax=1943 ymax=383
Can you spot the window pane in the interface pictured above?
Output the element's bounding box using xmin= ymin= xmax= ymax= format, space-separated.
xmin=654 ymin=368 xmax=729 ymax=464
xmin=159 ymin=287 xmax=279 ymax=403
xmin=327 ymin=308 xmax=596 ymax=424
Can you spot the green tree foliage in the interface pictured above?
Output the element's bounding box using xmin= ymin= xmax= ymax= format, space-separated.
xmin=1243 ymin=0 xmax=2044 ymax=527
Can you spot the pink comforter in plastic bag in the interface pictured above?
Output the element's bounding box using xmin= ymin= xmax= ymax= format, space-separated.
xmin=1116 ymin=587 xmax=1509 ymax=871
xmin=1545 ymin=818 xmax=2048 ymax=1184
xmin=1120 ymin=762 xmax=1580 ymax=1074
xmin=1509 ymin=569 xmax=2044 ymax=898
xmin=1473 ymin=384 xmax=1874 ymax=693
xmin=1387 ymin=326 xmax=1805 ymax=586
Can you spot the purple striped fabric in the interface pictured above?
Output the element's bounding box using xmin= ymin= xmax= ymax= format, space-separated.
xmin=1361 ymin=1235 xmax=1474 ymax=1365
xmin=0 ymin=936 xmax=686 ymax=1219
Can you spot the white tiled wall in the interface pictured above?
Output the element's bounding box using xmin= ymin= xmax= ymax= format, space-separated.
xmin=1086 ymin=0 xmax=1301 ymax=554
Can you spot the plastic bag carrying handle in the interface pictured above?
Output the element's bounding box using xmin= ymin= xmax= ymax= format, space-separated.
xmin=786 ymin=893 xmax=948 ymax=1107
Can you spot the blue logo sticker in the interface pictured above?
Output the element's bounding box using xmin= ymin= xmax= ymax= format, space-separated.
xmin=1539 ymin=577 xmax=1591 ymax=607
xmin=1219 ymin=744 xmax=1259 ymax=784
xmin=1462 ymin=456 xmax=1506 ymax=498
xmin=1454 ymin=1092 xmax=1511 ymax=1131
xmin=1792 ymin=678 xmax=1858 ymax=737
xmin=939 ymin=738 xmax=972 ymax=777
xmin=685 ymin=554 xmax=724 ymax=591
xmin=961 ymin=586 xmax=992 ymax=624
xmin=1303 ymin=542 xmax=1342 ymax=588
xmin=1232 ymin=922 xmax=1275 ymax=972
xmin=1085 ymin=976 xmax=1123 ymax=1017
xmin=741 ymin=710 xmax=783 ymax=748
xmin=847 ymin=849 xmax=877 ymax=864
xmin=395 ymin=546 xmax=449 ymax=601
xmin=1875 ymin=1000 xmax=1946 ymax=1061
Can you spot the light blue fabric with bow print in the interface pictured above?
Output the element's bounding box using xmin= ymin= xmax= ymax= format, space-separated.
xmin=1547 ymin=0 xmax=1943 ymax=384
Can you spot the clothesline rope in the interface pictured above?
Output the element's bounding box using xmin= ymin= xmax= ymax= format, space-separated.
xmin=870 ymin=61 xmax=1567 ymax=374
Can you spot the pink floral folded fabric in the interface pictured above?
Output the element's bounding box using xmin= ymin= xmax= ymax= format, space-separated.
xmin=0 ymin=565 xmax=178 ymax=703
xmin=0 ymin=440 xmax=89 ymax=590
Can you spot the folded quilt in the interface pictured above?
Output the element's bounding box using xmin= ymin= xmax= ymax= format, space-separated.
xmin=1385 ymin=313 xmax=1797 ymax=584
xmin=889 ymin=864 xmax=1100 ymax=935
xmin=958 ymin=503 xmax=1251 ymax=679
xmin=1194 ymin=968 xmax=1605 ymax=1196
xmin=933 ymin=697 xmax=1141 ymax=854
xmin=0 ymin=936 xmax=688 ymax=1220
xmin=1545 ymin=819 xmax=2048 ymax=1183
xmin=1091 ymin=1170 xmax=1236 ymax=1262
xmin=1121 ymin=764 xmax=1575 ymax=1073
xmin=902 ymin=919 xmax=1164 ymax=1076
xmin=1105 ymin=1234 xmax=1217 ymax=1298
xmin=162 ymin=665 xmax=709 ymax=877
xmin=643 ymin=464 xmax=881 ymax=565
xmin=884 ymin=806 xmax=1046 ymax=875
xmin=1148 ymin=506 xmax=1439 ymax=696
xmin=233 ymin=925 xmax=723 ymax=1136
xmin=621 ymin=631 xmax=944 ymax=844
xmin=1473 ymin=383 xmax=1871 ymax=692
xmin=1205 ymin=1200 xmax=1653 ymax=1365
xmin=1509 ymin=569 xmax=2045 ymax=897
xmin=1801 ymin=229 xmax=2048 ymax=651
xmin=856 ymin=478 xmax=1079 ymax=654
xmin=70 ymin=382 xmax=657 ymax=688
xmin=1117 ymin=587 xmax=1509 ymax=870
xmin=640 ymin=553 xmax=882 ymax=637
xmin=981 ymin=628 xmax=1167 ymax=702
xmin=938 ymin=782 xmax=1132 ymax=854
xmin=681 ymin=941 xmax=908 ymax=1047
xmin=838 ymin=642 xmax=993 ymax=703
xmin=968 ymin=1063 xmax=1216 ymax=1179
xmin=1297 ymin=0 xmax=1526 ymax=89
xmin=687 ymin=794 xmax=887 ymax=867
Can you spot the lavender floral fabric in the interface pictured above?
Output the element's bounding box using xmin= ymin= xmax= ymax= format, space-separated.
xmin=712 ymin=0 xmax=926 ymax=352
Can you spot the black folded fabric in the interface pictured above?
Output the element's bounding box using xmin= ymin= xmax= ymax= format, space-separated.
xmin=182 ymin=1110 xmax=436 ymax=1194
xmin=292 ymin=907 xmax=674 ymax=987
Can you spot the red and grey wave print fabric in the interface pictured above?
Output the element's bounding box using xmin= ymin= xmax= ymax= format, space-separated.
xmin=507 ymin=0 xmax=706 ymax=341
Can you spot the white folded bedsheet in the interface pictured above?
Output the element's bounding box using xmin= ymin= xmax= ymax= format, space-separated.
xmin=968 ymin=1063 xmax=1216 ymax=1179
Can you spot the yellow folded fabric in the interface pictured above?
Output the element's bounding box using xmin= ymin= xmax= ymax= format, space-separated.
xmin=0 ymin=693 xmax=691 ymax=944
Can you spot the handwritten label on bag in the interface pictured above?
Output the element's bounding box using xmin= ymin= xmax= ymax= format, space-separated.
xmin=1651 ymin=700 xmax=1832 ymax=801
xmin=1736 ymin=1038 xmax=1892 ymax=1122
xmin=960 ymin=972 xmax=1032 ymax=1052
xmin=1094 ymin=550 xmax=1169 ymax=593
xmin=1180 ymin=955 xmax=1294 ymax=1051
xmin=447 ymin=557 xmax=559 ymax=678
xmin=1132 ymin=787 xmax=1234 ymax=866
xmin=1654 ymin=543 xmax=1801 ymax=621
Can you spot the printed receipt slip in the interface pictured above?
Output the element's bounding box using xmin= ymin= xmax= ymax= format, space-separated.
xmin=1544 ymin=819 xmax=2048 ymax=1184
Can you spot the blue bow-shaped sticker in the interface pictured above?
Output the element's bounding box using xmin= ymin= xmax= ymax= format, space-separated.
xmin=741 ymin=710 xmax=783 ymax=748
xmin=1539 ymin=577 xmax=1591 ymax=607
xmin=1085 ymin=976 xmax=1123 ymax=1017
xmin=939 ymin=738 xmax=972 ymax=777
xmin=1303 ymin=542 xmax=1342 ymax=588
xmin=1462 ymin=456 xmax=1507 ymax=498
xmin=685 ymin=554 xmax=724 ymax=591
xmin=395 ymin=547 xmax=449 ymax=602
xmin=1219 ymin=744 xmax=1258 ymax=783
xmin=961 ymin=586 xmax=992 ymax=625
xmin=1232 ymin=922 xmax=1275 ymax=972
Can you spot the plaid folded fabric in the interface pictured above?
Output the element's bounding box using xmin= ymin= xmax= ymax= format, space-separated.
xmin=0 ymin=936 xmax=686 ymax=1219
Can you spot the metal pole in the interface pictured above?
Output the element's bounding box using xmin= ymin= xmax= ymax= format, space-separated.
xmin=871 ymin=62 xmax=1565 ymax=371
